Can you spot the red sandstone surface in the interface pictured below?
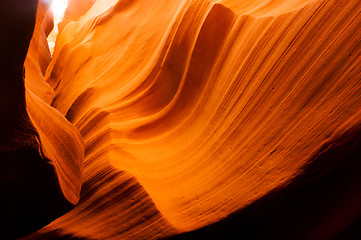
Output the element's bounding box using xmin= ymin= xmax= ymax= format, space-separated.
xmin=1 ymin=0 xmax=361 ymax=239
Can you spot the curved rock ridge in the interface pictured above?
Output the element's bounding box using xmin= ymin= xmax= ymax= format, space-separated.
xmin=168 ymin=111 xmax=361 ymax=239
xmin=23 ymin=0 xmax=84 ymax=208
xmin=24 ymin=0 xmax=361 ymax=239
xmin=58 ymin=0 xmax=96 ymax=34
xmin=210 ymin=0 xmax=319 ymax=17
xmin=24 ymin=1 xmax=54 ymax=104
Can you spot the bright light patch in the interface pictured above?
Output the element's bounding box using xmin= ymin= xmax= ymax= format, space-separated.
xmin=47 ymin=0 xmax=69 ymax=54
xmin=51 ymin=0 xmax=68 ymax=20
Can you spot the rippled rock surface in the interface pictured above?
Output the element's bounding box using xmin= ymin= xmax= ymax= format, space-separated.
xmin=2 ymin=0 xmax=361 ymax=239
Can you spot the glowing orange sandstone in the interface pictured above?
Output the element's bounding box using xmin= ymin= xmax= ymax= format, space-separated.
xmin=19 ymin=0 xmax=361 ymax=239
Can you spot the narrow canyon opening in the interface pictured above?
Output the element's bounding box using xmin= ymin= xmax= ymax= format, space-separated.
xmin=47 ymin=0 xmax=68 ymax=53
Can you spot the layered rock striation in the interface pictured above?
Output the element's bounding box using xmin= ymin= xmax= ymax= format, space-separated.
xmin=2 ymin=0 xmax=361 ymax=239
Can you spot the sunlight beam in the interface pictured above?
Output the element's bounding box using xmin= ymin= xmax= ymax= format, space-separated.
xmin=47 ymin=0 xmax=68 ymax=54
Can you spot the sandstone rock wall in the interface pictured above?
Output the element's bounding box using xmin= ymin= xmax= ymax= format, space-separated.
xmin=16 ymin=0 xmax=361 ymax=239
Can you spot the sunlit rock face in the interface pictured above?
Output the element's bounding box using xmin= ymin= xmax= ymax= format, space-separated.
xmin=4 ymin=0 xmax=361 ymax=239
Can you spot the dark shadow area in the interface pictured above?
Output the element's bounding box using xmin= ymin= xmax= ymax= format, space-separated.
xmin=0 ymin=0 xmax=40 ymax=149
xmin=0 ymin=1 xmax=74 ymax=239
xmin=0 ymin=147 xmax=74 ymax=239
xmin=166 ymin=123 xmax=361 ymax=240
xmin=335 ymin=215 xmax=361 ymax=240
xmin=24 ymin=230 xmax=92 ymax=240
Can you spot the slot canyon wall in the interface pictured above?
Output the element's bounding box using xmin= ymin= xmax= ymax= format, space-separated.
xmin=0 ymin=0 xmax=360 ymax=239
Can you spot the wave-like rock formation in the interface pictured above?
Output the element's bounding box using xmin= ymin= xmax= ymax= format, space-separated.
xmin=2 ymin=0 xmax=361 ymax=239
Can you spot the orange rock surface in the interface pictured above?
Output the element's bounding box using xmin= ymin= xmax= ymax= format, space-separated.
xmin=3 ymin=0 xmax=361 ymax=239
